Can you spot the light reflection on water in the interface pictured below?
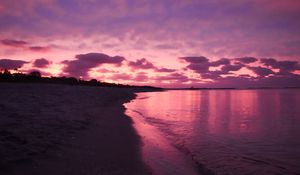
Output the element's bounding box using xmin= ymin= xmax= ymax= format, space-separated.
xmin=125 ymin=90 xmax=300 ymax=175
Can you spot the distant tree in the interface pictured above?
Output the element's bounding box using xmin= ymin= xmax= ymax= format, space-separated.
xmin=90 ymin=79 xmax=98 ymax=83
xmin=13 ymin=66 xmax=22 ymax=74
xmin=3 ymin=69 xmax=11 ymax=75
xmin=29 ymin=71 xmax=41 ymax=78
xmin=0 ymin=69 xmax=12 ymax=80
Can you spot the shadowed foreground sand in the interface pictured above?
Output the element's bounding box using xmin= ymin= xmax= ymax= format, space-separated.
xmin=0 ymin=83 xmax=150 ymax=175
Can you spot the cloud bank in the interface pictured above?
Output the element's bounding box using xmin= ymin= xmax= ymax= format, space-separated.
xmin=1 ymin=53 xmax=300 ymax=88
xmin=62 ymin=53 xmax=125 ymax=78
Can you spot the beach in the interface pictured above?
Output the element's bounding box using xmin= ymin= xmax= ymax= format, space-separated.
xmin=0 ymin=83 xmax=150 ymax=175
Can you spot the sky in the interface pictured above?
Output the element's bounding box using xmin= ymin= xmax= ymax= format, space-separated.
xmin=0 ymin=0 xmax=300 ymax=88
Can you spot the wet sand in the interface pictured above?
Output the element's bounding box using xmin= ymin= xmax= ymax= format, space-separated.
xmin=0 ymin=83 xmax=150 ymax=175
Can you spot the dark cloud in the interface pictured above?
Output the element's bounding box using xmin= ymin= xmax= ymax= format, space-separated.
xmin=260 ymin=58 xmax=277 ymax=66
xmin=221 ymin=64 xmax=243 ymax=73
xmin=1 ymin=39 xmax=27 ymax=47
xmin=155 ymin=72 xmax=190 ymax=82
xmin=63 ymin=53 xmax=125 ymax=78
xmin=180 ymin=57 xmax=233 ymax=74
xmin=248 ymin=66 xmax=274 ymax=77
xmin=180 ymin=57 xmax=210 ymax=73
xmin=128 ymin=58 xmax=156 ymax=69
xmin=187 ymin=63 xmax=210 ymax=73
xmin=260 ymin=58 xmax=300 ymax=73
xmin=210 ymin=58 xmax=230 ymax=67
xmin=155 ymin=68 xmax=176 ymax=72
xmin=235 ymin=57 xmax=258 ymax=64
xmin=33 ymin=58 xmax=51 ymax=68
xmin=1 ymin=39 xmax=51 ymax=52
xmin=179 ymin=56 xmax=209 ymax=64
xmin=29 ymin=46 xmax=50 ymax=52
xmin=201 ymin=71 xmax=223 ymax=79
xmin=0 ymin=59 xmax=28 ymax=70
xmin=275 ymin=61 xmax=299 ymax=72
xmin=181 ymin=56 xmax=300 ymax=88
xmin=128 ymin=58 xmax=176 ymax=73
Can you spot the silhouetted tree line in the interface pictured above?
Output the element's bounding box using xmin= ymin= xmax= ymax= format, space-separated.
xmin=0 ymin=69 xmax=161 ymax=90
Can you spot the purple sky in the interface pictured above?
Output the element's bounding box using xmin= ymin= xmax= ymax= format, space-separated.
xmin=0 ymin=0 xmax=300 ymax=87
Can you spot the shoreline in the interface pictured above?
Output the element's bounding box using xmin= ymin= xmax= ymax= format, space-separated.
xmin=0 ymin=83 xmax=151 ymax=175
xmin=125 ymin=93 xmax=201 ymax=175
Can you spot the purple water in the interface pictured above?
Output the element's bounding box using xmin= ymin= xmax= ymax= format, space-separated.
xmin=125 ymin=89 xmax=300 ymax=175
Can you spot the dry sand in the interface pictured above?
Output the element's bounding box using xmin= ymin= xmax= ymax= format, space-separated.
xmin=0 ymin=83 xmax=150 ymax=175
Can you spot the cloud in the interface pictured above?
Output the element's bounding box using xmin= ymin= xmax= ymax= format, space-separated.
xmin=220 ymin=64 xmax=243 ymax=73
xmin=154 ymin=72 xmax=190 ymax=82
xmin=128 ymin=58 xmax=176 ymax=72
xmin=180 ymin=57 xmax=238 ymax=74
xmin=1 ymin=52 xmax=299 ymax=88
xmin=260 ymin=58 xmax=277 ymax=66
xmin=181 ymin=56 xmax=300 ymax=88
xmin=1 ymin=39 xmax=51 ymax=52
xmin=1 ymin=38 xmax=52 ymax=53
xmin=109 ymin=72 xmax=149 ymax=82
xmin=156 ymin=68 xmax=176 ymax=72
xmin=62 ymin=52 xmax=125 ymax=78
xmin=248 ymin=66 xmax=274 ymax=77
xmin=260 ymin=58 xmax=300 ymax=73
xmin=235 ymin=57 xmax=258 ymax=64
xmin=1 ymin=0 xmax=300 ymax=61
xmin=180 ymin=57 xmax=241 ymax=74
xmin=154 ymin=43 xmax=179 ymax=50
xmin=33 ymin=58 xmax=51 ymax=68
xmin=110 ymin=73 xmax=133 ymax=81
xmin=201 ymin=71 xmax=223 ymax=79
xmin=134 ymin=72 xmax=149 ymax=82
xmin=187 ymin=63 xmax=210 ymax=73
xmin=210 ymin=58 xmax=230 ymax=67
xmin=0 ymin=59 xmax=28 ymax=69
xmin=179 ymin=56 xmax=209 ymax=64
xmin=179 ymin=57 xmax=210 ymax=73
xmin=97 ymin=68 xmax=117 ymax=73
xmin=29 ymin=46 xmax=50 ymax=52
xmin=128 ymin=58 xmax=156 ymax=69
xmin=1 ymin=39 xmax=27 ymax=47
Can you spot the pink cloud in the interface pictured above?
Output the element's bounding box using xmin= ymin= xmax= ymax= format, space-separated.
xmin=62 ymin=52 xmax=125 ymax=78
xmin=29 ymin=46 xmax=51 ymax=52
xmin=1 ymin=39 xmax=27 ymax=47
xmin=248 ymin=66 xmax=274 ymax=77
xmin=33 ymin=58 xmax=51 ymax=68
xmin=128 ymin=58 xmax=156 ymax=69
xmin=0 ymin=58 xmax=28 ymax=69
xmin=128 ymin=58 xmax=176 ymax=73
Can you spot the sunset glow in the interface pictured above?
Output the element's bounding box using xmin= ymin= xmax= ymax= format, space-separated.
xmin=1 ymin=0 xmax=300 ymax=88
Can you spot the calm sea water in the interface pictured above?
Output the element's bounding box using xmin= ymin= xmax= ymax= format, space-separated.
xmin=125 ymin=90 xmax=300 ymax=175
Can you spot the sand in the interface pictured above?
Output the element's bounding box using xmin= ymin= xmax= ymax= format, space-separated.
xmin=0 ymin=83 xmax=150 ymax=175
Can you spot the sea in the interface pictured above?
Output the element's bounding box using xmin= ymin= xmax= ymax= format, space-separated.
xmin=125 ymin=89 xmax=300 ymax=175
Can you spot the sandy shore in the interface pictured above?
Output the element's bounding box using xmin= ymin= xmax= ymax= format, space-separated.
xmin=0 ymin=83 xmax=150 ymax=175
